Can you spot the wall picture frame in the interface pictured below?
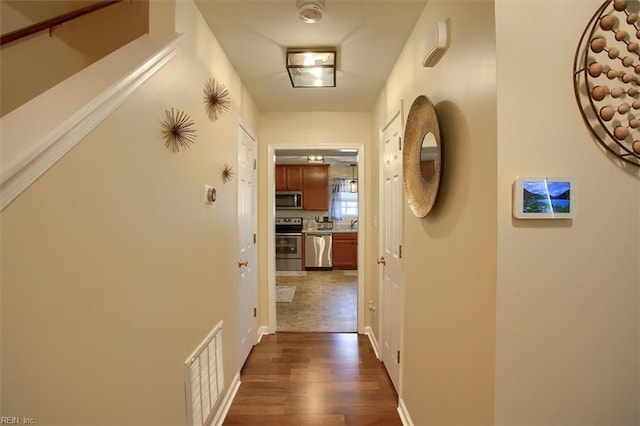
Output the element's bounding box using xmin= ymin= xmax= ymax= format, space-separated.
xmin=513 ymin=176 xmax=576 ymax=219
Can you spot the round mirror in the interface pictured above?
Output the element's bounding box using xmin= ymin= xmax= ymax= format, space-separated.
xmin=403 ymin=95 xmax=442 ymax=218
xmin=420 ymin=132 xmax=438 ymax=181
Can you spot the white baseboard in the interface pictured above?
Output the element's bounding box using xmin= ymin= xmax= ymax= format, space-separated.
xmin=257 ymin=325 xmax=269 ymax=343
xmin=364 ymin=326 xmax=380 ymax=360
xmin=212 ymin=372 xmax=240 ymax=426
xmin=397 ymin=398 xmax=414 ymax=426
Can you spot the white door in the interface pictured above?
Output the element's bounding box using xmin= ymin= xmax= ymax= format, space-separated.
xmin=238 ymin=121 xmax=257 ymax=368
xmin=379 ymin=109 xmax=403 ymax=392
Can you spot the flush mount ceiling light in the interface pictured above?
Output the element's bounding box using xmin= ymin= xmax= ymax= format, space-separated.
xmin=307 ymin=155 xmax=324 ymax=164
xmin=297 ymin=0 xmax=324 ymax=24
xmin=287 ymin=48 xmax=336 ymax=88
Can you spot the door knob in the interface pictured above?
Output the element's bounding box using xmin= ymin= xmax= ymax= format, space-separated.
xmin=238 ymin=260 xmax=248 ymax=267
xmin=376 ymin=256 xmax=386 ymax=265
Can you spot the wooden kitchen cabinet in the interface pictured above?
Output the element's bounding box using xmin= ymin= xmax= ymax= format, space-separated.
xmin=332 ymin=232 xmax=357 ymax=270
xmin=302 ymin=165 xmax=329 ymax=211
xmin=275 ymin=165 xmax=303 ymax=191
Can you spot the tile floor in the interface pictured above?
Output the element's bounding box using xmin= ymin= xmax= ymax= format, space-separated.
xmin=276 ymin=270 xmax=357 ymax=332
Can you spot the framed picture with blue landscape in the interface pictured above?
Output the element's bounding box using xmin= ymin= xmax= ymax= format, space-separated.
xmin=513 ymin=176 xmax=576 ymax=219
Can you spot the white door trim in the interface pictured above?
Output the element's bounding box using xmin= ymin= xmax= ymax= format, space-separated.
xmin=239 ymin=117 xmax=256 ymax=141
xmin=267 ymin=143 xmax=365 ymax=334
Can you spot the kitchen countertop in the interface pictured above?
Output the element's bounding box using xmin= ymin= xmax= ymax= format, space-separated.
xmin=302 ymin=229 xmax=358 ymax=233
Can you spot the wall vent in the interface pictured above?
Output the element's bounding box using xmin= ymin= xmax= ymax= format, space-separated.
xmin=184 ymin=321 xmax=224 ymax=426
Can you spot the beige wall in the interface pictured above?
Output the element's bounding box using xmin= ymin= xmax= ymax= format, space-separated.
xmin=149 ymin=0 xmax=176 ymax=35
xmin=0 ymin=0 xmax=257 ymax=424
xmin=257 ymin=112 xmax=372 ymax=327
xmin=372 ymin=0 xmax=498 ymax=423
xmin=0 ymin=0 xmax=149 ymax=116
xmin=259 ymin=112 xmax=371 ymax=145
xmin=3 ymin=0 xmax=638 ymax=424
xmin=495 ymin=1 xmax=639 ymax=423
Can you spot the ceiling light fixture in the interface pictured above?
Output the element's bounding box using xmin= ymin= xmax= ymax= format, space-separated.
xmin=286 ymin=48 xmax=336 ymax=88
xmin=307 ymin=155 xmax=324 ymax=164
xmin=297 ymin=0 xmax=324 ymax=24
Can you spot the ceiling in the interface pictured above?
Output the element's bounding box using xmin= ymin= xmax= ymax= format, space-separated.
xmin=194 ymin=0 xmax=428 ymax=112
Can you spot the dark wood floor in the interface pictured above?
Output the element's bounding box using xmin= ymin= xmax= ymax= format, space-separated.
xmin=223 ymin=333 xmax=402 ymax=425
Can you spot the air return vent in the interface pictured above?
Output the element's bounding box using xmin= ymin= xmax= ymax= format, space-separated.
xmin=184 ymin=321 xmax=224 ymax=426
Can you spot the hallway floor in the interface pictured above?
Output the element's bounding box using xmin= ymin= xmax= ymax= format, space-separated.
xmin=276 ymin=270 xmax=357 ymax=332
xmin=223 ymin=333 xmax=401 ymax=425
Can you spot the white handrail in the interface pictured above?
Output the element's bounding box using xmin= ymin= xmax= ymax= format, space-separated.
xmin=0 ymin=33 xmax=183 ymax=211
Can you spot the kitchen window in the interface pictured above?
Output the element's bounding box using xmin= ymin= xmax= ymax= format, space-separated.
xmin=331 ymin=178 xmax=358 ymax=220
xmin=339 ymin=191 xmax=358 ymax=218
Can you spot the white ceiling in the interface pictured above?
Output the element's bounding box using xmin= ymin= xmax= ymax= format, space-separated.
xmin=194 ymin=0 xmax=428 ymax=112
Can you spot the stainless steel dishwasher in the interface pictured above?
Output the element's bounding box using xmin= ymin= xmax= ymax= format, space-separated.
xmin=305 ymin=232 xmax=332 ymax=270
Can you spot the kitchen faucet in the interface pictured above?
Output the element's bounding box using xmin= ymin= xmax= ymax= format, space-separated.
xmin=350 ymin=219 xmax=358 ymax=229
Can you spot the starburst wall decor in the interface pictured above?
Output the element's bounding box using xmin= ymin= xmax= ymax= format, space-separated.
xmin=221 ymin=162 xmax=234 ymax=184
xmin=203 ymin=77 xmax=231 ymax=122
xmin=160 ymin=108 xmax=197 ymax=153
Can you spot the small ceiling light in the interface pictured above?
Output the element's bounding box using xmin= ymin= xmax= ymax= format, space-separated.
xmin=287 ymin=48 xmax=336 ymax=88
xmin=307 ymin=155 xmax=324 ymax=164
xmin=349 ymin=164 xmax=358 ymax=193
xmin=297 ymin=0 xmax=324 ymax=24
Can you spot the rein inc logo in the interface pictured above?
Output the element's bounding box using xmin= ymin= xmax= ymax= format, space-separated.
xmin=1 ymin=418 xmax=35 ymax=425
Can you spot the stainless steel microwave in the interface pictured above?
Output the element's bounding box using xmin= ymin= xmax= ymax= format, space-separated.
xmin=276 ymin=191 xmax=303 ymax=209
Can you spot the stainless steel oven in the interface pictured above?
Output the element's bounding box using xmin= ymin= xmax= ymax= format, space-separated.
xmin=275 ymin=217 xmax=303 ymax=271
xmin=275 ymin=234 xmax=302 ymax=271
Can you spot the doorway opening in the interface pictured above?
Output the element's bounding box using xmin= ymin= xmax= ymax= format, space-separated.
xmin=267 ymin=145 xmax=365 ymax=334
